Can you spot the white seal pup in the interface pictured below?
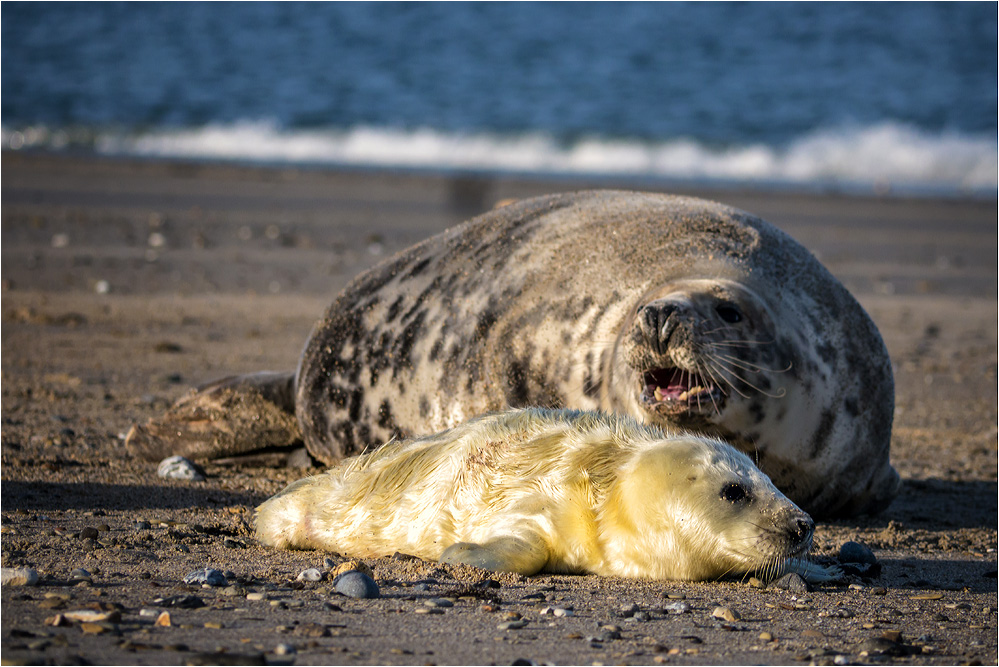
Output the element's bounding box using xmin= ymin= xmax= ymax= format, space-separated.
xmin=127 ymin=190 xmax=899 ymax=518
xmin=256 ymin=409 xmax=832 ymax=582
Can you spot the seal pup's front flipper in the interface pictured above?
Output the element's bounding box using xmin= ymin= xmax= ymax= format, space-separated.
xmin=125 ymin=371 xmax=302 ymax=463
xmin=440 ymin=535 xmax=550 ymax=575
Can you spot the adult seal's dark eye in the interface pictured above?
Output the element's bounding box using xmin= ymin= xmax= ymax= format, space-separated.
xmin=716 ymin=303 xmax=742 ymax=323
xmin=720 ymin=483 xmax=749 ymax=503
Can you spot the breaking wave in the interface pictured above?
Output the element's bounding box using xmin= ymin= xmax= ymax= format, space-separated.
xmin=3 ymin=121 xmax=995 ymax=195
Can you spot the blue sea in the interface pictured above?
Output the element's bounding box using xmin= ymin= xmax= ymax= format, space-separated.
xmin=3 ymin=2 xmax=996 ymax=195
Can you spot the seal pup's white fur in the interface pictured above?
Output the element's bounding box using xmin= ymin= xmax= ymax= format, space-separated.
xmin=256 ymin=408 xmax=831 ymax=581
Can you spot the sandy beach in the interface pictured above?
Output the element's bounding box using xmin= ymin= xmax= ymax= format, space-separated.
xmin=1 ymin=151 xmax=996 ymax=665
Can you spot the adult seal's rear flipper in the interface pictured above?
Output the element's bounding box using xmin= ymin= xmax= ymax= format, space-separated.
xmin=125 ymin=371 xmax=301 ymax=462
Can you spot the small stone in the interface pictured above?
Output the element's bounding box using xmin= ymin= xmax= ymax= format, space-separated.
xmin=183 ymin=568 xmax=228 ymax=587
xmin=500 ymin=611 xmax=522 ymax=621
xmin=759 ymin=632 xmax=773 ymax=642
xmin=1 ymin=567 xmax=39 ymax=586
xmin=296 ymin=568 xmax=324 ymax=582
xmin=770 ymin=572 xmax=811 ymax=593
xmin=64 ymin=610 xmax=121 ymax=623
xmin=157 ymin=455 xmax=206 ymax=481
xmin=155 ymin=611 xmax=171 ymax=627
xmin=223 ymin=537 xmax=246 ymax=549
xmin=880 ymin=630 xmax=903 ymax=643
xmin=712 ymin=606 xmax=741 ymax=622
xmin=204 ymin=621 xmax=223 ymax=629
xmin=498 ymin=620 xmax=528 ymax=630
xmin=631 ymin=611 xmax=651 ymax=622
xmin=274 ymin=643 xmax=297 ymax=656
xmin=840 ymin=541 xmax=878 ymax=565
xmin=70 ymin=568 xmax=92 ymax=581
xmin=332 ymin=571 xmax=379 ymax=599
xmin=246 ymin=592 xmax=266 ymax=601
xmin=134 ymin=520 xmax=151 ymax=530
xmin=425 ymin=598 xmax=454 ymax=608
xmin=219 ymin=586 xmax=246 ymax=597
xmin=94 ymin=280 xmax=111 ymax=295
xmin=664 ymin=601 xmax=690 ymax=614
xmin=78 ymin=526 xmax=100 ymax=540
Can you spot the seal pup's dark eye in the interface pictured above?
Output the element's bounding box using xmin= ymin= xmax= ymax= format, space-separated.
xmin=716 ymin=303 xmax=742 ymax=323
xmin=720 ymin=483 xmax=750 ymax=503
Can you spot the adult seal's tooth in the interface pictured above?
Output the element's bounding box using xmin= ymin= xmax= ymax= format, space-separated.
xmin=255 ymin=408 xmax=828 ymax=582
xmin=126 ymin=190 xmax=898 ymax=519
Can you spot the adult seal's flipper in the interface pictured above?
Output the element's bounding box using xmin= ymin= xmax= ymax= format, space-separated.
xmin=125 ymin=371 xmax=301 ymax=462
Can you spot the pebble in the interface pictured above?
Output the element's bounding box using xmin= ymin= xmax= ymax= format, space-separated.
xmin=759 ymin=631 xmax=774 ymax=642
xmin=414 ymin=607 xmax=443 ymax=615
xmin=770 ymin=572 xmax=811 ymax=593
xmin=78 ymin=526 xmax=100 ymax=540
xmin=332 ymin=571 xmax=380 ymax=599
xmin=540 ymin=606 xmax=574 ymax=617
xmin=246 ymin=592 xmax=267 ymax=601
xmin=424 ymin=597 xmax=454 ymax=608
xmin=65 ymin=609 xmax=121 ymax=623
xmin=1 ymin=567 xmax=39 ymax=586
xmin=840 ymin=541 xmax=878 ymax=565
xmin=712 ymin=606 xmax=741 ymax=622
xmin=70 ymin=568 xmax=92 ymax=582
xmin=296 ymin=568 xmax=324 ymax=582
xmin=663 ymin=601 xmax=691 ymax=614
xmin=183 ymin=568 xmax=228 ymax=587
xmin=155 ymin=611 xmax=172 ymax=627
xmin=157 ymin=455 xmax=206 ymax=481
xmin=274 ymin=643 xmax=297 ymax=656
xmin=498 ymin=620 xmax=529 ymax=630
xmin=134 ymin=520 xmax=151 ymax=530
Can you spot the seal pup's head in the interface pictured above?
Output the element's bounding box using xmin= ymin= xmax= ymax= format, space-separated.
xmin=600 ymin=433 xmax=814 ymax=581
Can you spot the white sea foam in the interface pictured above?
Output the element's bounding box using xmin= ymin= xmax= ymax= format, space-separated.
xmin=3 ymin=121 xmax=995 ymax=195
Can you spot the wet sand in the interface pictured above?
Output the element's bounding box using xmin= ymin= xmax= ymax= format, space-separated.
xmin=1 ymin=152 xmax=996 ymax=665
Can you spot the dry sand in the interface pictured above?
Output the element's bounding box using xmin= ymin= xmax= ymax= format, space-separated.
xmin=1 ymin=152 xmax=996 ymax=665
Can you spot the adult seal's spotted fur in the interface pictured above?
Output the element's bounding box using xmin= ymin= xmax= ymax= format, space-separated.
xmin=127 ymin=190 xmax=899 ymax=518
xmin=256 ymin=408 xmax=835 ymax=582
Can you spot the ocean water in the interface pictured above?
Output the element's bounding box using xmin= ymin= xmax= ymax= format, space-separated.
xmin=3 ymin=2 xmax=996 ymax=195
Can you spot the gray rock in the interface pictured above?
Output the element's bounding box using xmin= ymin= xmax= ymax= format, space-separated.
xmin=839 ymin=541 xmax=878 ymax=565
xmin=157 ymin=455 xmax=206 ymax=481
xmin=771 ymin=572 xmax=812 ymax=593
xmin=333 ymin=571 xmax=379 ymax=599
xmin=296 ymin=568 xmax=324 ymax=582
xmin=183 ymin=568 xmax=228 ymax=587
xmin=1 ymin=567 xmax=39 ymax=587
xmin=664 ymin=601 xmax=691 ymax=614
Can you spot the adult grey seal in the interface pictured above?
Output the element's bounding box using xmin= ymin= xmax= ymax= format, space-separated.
xmin=256 ymin=408 xmax=836 ymax=582
xmin=127 ymin=190 xmax=899 ymax=518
